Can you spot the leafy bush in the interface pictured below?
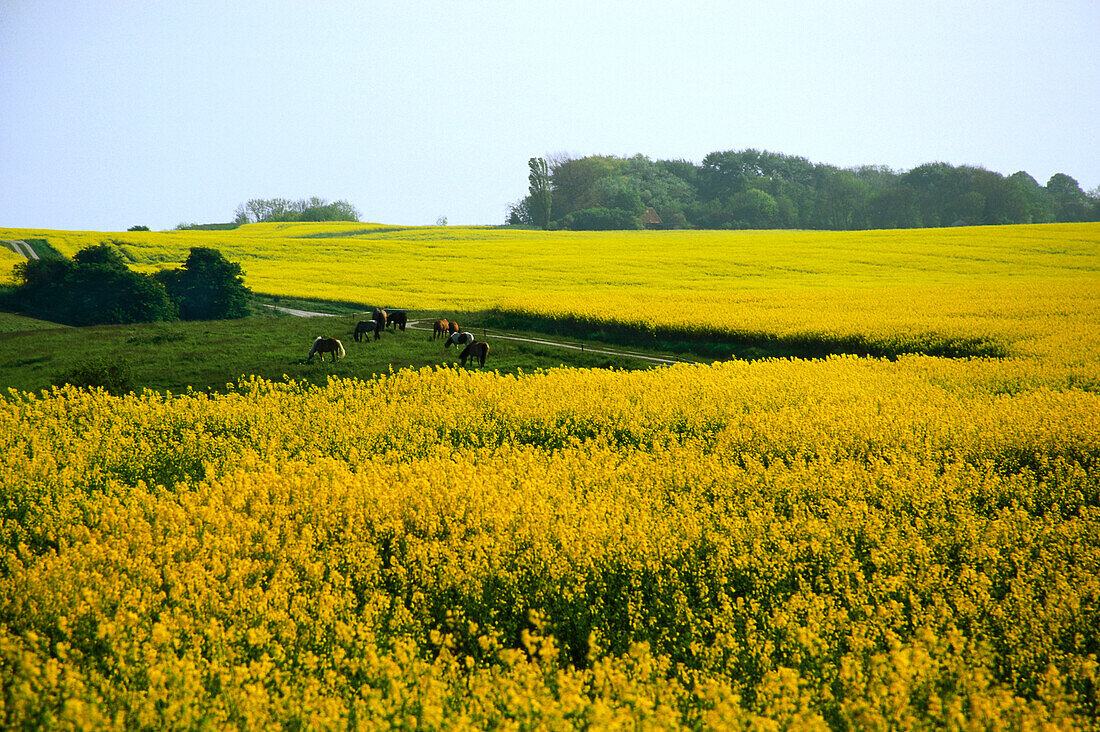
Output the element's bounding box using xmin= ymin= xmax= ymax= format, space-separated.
xmin=155 ymin=247 xmax=251 ymax=320
xmin=60 ymin=357 xmax=134 ymax=394
xmin=561 ymin=207 xmax=642 ymax=231
xmin=12 ymin=243 xmax=176 ymax=326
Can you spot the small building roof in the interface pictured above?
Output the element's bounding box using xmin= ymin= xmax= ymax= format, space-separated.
xmin=642 ymin=207 xmax=662 ymax=225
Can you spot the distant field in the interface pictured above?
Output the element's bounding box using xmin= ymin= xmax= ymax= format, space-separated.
xmin=2 ymin=222 xmax=1097 ymax=364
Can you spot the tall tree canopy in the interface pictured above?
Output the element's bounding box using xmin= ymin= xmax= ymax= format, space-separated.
xmin=155 ymin=248 xmax=252 ymax=321
xmin=508 ymin=151 xmax=1099 ymax=230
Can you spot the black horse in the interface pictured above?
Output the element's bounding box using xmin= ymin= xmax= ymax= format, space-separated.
xmin=370 ymin=309 xmax=387 ymax=340
xmin=354 ymin=320 xmax=380 ymax=342
xmin=386 ymin=310 xmax=408 ymax=331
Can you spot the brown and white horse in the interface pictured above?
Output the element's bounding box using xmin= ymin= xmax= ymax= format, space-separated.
xmin=308 ymin=336 xmax=346 ymax=361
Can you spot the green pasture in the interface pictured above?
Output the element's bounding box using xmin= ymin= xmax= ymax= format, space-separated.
xmin=0 ymin=304 xmax=692 ymax=395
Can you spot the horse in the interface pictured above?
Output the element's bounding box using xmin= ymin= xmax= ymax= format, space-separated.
xmin=354 ymin=320 xmax=379 ymax=342
xmin=448 ymin=321 xmax=460 ymax=335
xmin=370 ymin=309 xmax=387 ymax=340
xmin=386 ymin=310 xmax=407 ymax=331
xmin=459 ymin=340 xmax=489 ymax=367
xmin=433 ymin=319 xmax=450 ymax=340
xmin=308 ymin=336 xmax=345 ymax=362
xmin=444 ymin=331 xmax=475 ymax=349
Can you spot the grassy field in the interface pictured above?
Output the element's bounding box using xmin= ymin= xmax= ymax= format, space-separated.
xmin=1 ymin=222 xmax=1099 ymax=728
xmin=0 ymin=304 xmax=692 ymax=395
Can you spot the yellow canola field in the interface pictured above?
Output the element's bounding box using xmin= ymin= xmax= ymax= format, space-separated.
xmin=3 ymin=358 xmax=1100 ymax=728
xmin=2 ymin=222 xmax=1098 ymax=364
xmin=1 ymin=221 xmax=1099 ymax=728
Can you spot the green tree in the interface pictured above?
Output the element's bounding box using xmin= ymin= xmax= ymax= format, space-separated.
xmin=1009 ymin=172 xmax=1055 ymax=223
xmin=73 ymin=242 xmax=130 ymax=269
xmin=818 ymin=169 xmax=870 ymax=229
xmin=1046 ymin=174 xmax=1091 ymax=221
xmin=562 ymin=207 xmax=642 ymax=230
xmin=550 ymin=155 xmax=622 ymax=218
xmin=12 ymin=243 xmax=175 ymax=326
xmin=528 ymin=157 xmax=552 ymax=228
xmin=594 ymin=176 xmax=644 ymax=215
xmin=156 ymin=247 xmax=251 ymax=320
xmin=729 ymin=188 xmax=779 ymax=228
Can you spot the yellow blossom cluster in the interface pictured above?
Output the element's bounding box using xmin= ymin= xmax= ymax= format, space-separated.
xmin=3 ymin=356 xmax=1099 ymax=728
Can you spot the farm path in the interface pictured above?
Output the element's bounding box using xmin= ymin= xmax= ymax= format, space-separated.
xmin=2 ymin=240 xmax=39 ymax=260
xmin=266 ymin=304 xmax=681 ymax=365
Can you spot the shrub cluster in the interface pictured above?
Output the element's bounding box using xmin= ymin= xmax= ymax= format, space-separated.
xmin=10 ymin=244 xmax=250 ymax=326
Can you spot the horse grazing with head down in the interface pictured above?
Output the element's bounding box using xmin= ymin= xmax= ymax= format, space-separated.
xmin=444 ymin=331 xmax=475 ymax=349
xmin=459 ymin=340 xmax=489 ymax=367
xmin=386 ymin=310 xmax=407 ymax=331
xmin=354 ymin=320 xmax=379 ymax=342
xmin=448 ymin=321 xmax=460 ymax=335
xmin=370 ymin=309 xmax=387 ymax=340
xmin=433 ymin=319 xmax=450 ymax=340
xmin=308 ymin=336 xmax=345 ymax=362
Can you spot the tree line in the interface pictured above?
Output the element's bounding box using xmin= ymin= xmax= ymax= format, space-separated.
xmin=233 ymin=197 xmax=361 ymax=225
xmin=508 ymin=151 xmax=1100 ymax=230
xmin=6 ymin=244 xmax=251 ymax=326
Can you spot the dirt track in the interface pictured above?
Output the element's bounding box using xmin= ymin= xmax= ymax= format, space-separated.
xmin=2 ymin=240 xmax=39 ymax=260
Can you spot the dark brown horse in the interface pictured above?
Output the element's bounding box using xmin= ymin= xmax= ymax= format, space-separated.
xmin=354 ymin=320 xmax=379 ymax=342
xmin=433 ymin=319 xmax=450 ymax=340
xmin=386 ymin=310 xmax=407 ymax=331
xmin=459 ymin=340 xmax=489 ymax=367
xmin=308 ymin=336 xmax=345 ymax=361
xmin=370 ymin=309 xmax=387 ymax=340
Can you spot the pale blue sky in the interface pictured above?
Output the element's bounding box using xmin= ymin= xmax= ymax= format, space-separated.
xmin=1 ymin=0 xmax=1097 ymax=231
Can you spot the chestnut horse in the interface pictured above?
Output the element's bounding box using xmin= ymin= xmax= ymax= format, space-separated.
xmin=433 ymin=319 xmax=450 ymax=340
xmin=448 ymin=320 xmax=460 ymax=335
xmin=308 ymin=336 xmax=345 ymax=361
xmin=459 ymin=340 xmax=489 ymax=367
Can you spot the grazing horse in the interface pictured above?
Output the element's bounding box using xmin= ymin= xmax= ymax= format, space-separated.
xmin=308 ymin=336 xmax=345 ymax=361
xmin=459 ymin=340 xmax=489 ymax=367
xmin=433 ymin=319 xmax=450 ymax=340
xmin=448 ymin=321 xmax=460 ymax=335
xmin=354 ymin=320 xmax=379 ymax=342
xmin=370 ymin=309 xmax=387 ymax=340
xmin=444 ymin=331 xmax=475 ymax=349
xmin=386 ymin=310 xmax=407 ymax=331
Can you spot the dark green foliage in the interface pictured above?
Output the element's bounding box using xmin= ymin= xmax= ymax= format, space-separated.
xmin=127 ymin=225 xmax=150 ymax=231
xmin=62 ymin=357 xmax=134 ymax=394
xmin=527 ymin=157 xmax=552 ymax=228
xmin=155 ymin=247 xmax=251 ymax=321
xmin=521 ymin=150 xmax=1099 ymax=230
xmin=562 ymin=207 xmax=642 ymax=231
xmin=12 ymin=243 xmax=176 ymax=326
xmin=506 ymin=197 xmax=534 ymax=226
